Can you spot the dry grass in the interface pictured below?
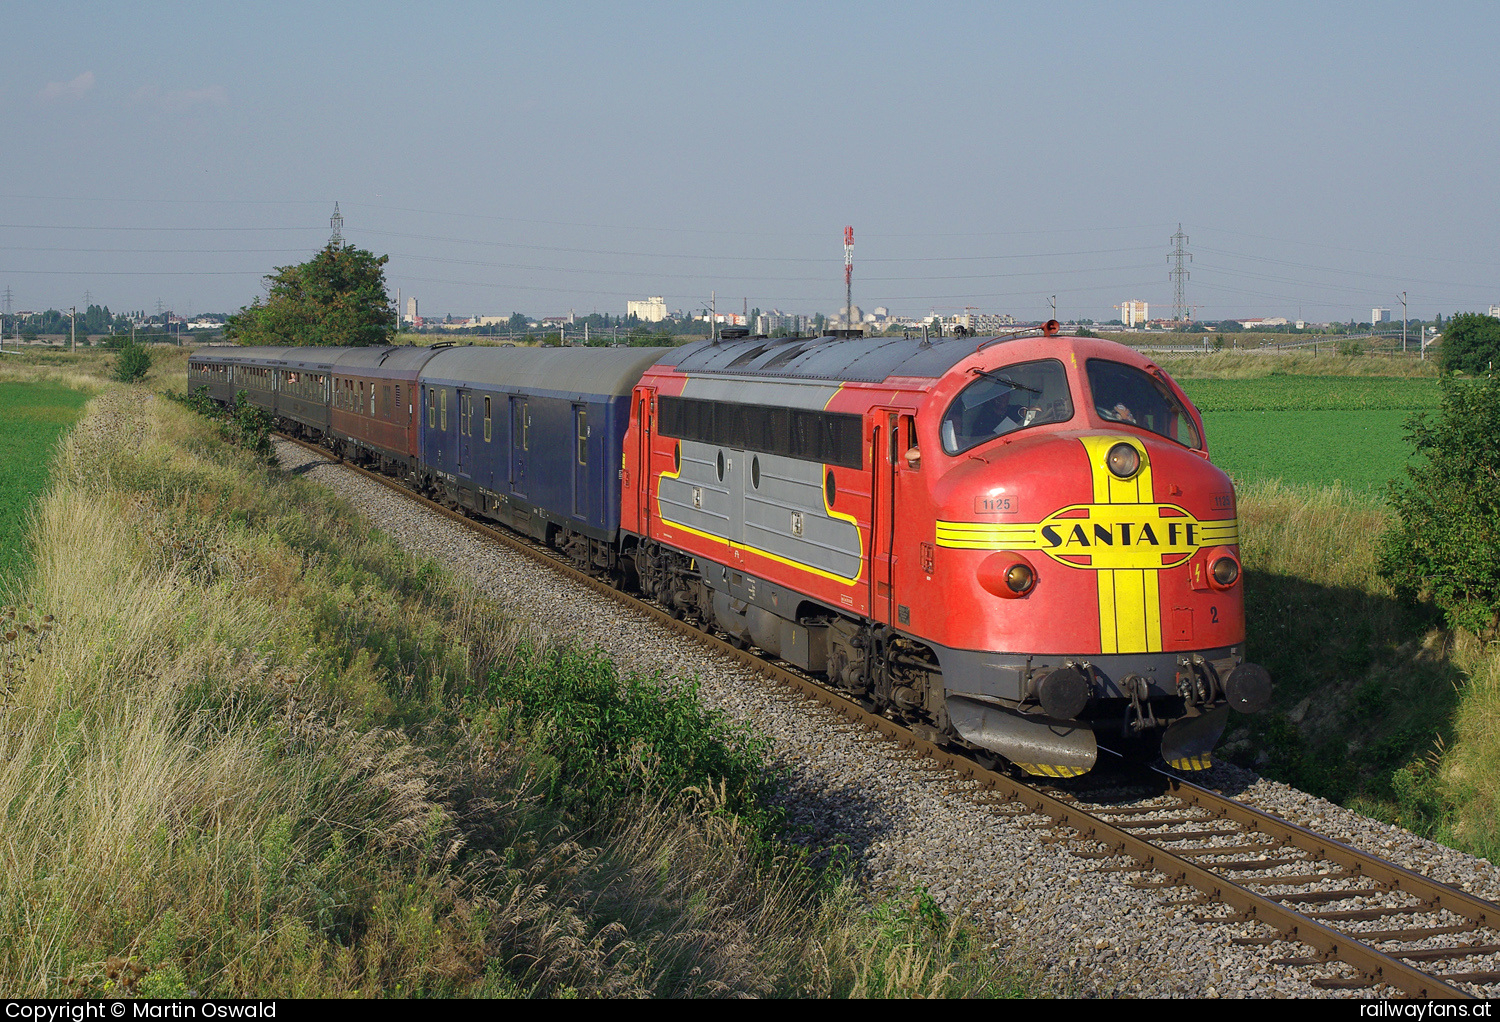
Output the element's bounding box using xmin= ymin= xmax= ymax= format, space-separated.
xmin=0 ymin=379 xmax=1032 ymax=997
xmin=1237 ymin=478 xmax=1393 ymax=592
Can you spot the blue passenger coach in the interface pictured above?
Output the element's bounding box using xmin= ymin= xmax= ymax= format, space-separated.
xmin=416 ymin=346 xmax=671 ymax=565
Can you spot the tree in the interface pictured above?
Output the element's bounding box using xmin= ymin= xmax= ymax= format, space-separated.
xmin=1438 ymin=312 xmax=1500 ymax=374
xmin=225 ymin=243 xmax=396 ymax=347
xmin=1380 ymin=374 xmax=1500 ymax=635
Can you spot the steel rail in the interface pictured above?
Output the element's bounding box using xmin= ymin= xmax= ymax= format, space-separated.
xmin=275 ymin=432 xmax=1487 ymax=999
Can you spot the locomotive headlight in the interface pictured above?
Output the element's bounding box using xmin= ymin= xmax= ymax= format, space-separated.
xmin=978 ymin=552 xmax=1037 ymax=599
xmin=1004 ymin=563 xmax=1035 ymax=594
xmin=1207 ymin=548 xmax=1241 ymax=590
xmin=1106 ymin=442 xmax=1141 ymax=479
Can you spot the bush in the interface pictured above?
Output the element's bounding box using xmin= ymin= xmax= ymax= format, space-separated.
xmin=1439 ymin=313 xmax=1500 ymax=375
xmin=1380 ymin=374 xmax=1500 ymax=634
xmin=111 ymin=342 xmax=152 ymax=383
xmin=170 ymin=387 xmax=274 ymax=459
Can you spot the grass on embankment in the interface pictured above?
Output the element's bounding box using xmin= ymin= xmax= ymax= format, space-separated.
xmin=1227 ymin=478 xmax=1500 ymax=858
xmin=0 ymin=373 xmax=1033 ymax=998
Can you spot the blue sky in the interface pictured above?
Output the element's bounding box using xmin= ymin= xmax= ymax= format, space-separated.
xmin=2 ymin=2 xmax=1496 ymax=323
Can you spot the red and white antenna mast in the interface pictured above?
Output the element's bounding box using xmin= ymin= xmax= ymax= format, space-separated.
xmin=843 ymin=225 xmax=854 ymax=331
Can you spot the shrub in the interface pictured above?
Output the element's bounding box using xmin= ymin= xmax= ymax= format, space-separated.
xmin=111 ymin=342 xmax=152 ymax=383
xmin=1379 ymin=374 xmax=1500 ymax=635
xmin=1439 ymin=312 xmax=1500 ymax=375
xmin=169 ymin=387 xmax=274 ymax=459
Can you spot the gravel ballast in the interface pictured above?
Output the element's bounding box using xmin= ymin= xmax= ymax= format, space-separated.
xmin=275 ymin=439 xmax=1500 ymax=998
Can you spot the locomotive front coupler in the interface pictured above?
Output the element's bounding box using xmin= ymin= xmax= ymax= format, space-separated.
xmin=1120 ymin=674 xmax=1159 ymax=735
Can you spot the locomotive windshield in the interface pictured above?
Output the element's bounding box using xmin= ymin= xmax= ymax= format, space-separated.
xmin=1085 ymin=359 xmax=1201 ymax=449
xmin=940 ymin=358 xmax=1073 ymax=455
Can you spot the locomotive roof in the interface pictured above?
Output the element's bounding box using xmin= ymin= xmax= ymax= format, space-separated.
xmin=662 ymin=333 xmax=1037 ymax=384
xmin=420 ymin=345 xmax=674 ymax=398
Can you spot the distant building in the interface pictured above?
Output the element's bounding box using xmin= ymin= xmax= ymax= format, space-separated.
xmin=405 ymin=297 xmax=418 ymax=325
xmin=957 ymin=311 xmax=1017 ymax=333
xmin=1117 ymin=300 xmax=1149 ymax=328
xmin=627 ymin=296 xmax=668 ymax=323
xmin=699 ymin=312 xmax=745 ymax=326
xmin=756 ymin=310 xmax=810 ymax=335
xmin=837 ymin=305 xmax=863 ymax=327
xmin=1488 ymin=305 xmax=1500 ymax=318
xmin=1372 ymin=308 xmax=1391 ymax=323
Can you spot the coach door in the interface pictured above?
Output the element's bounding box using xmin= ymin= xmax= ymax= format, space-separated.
xmin=456 ymin=389 xmax=473 ymax=480
xmin=509 ymin=397 xmax=529 ymax=498
xmin=635 ymin=390 xmax=654 ymax=536
xmin=870 ymin=409 xmax=902 ymax=625
xmin=572 ymin=403 xmax=589 ymax=520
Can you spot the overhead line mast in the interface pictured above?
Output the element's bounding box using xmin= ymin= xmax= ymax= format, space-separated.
xmin=1169 ymin=224 xmax=1192 ymax=323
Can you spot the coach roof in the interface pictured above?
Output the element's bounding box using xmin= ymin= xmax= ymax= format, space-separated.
xmin=419 ymin=345 xmax=673 ymax=398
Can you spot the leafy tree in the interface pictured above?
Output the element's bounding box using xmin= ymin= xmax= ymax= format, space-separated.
xmin=508 ymin=312 xmax=529 ymax=330
xmin=225 ymin=243 xmax=396 ymax=347
xmin=1380 ymin=374 xmax=1500 ymax=635
xmin=1438 ymin=312 xmax=1500 ymax=374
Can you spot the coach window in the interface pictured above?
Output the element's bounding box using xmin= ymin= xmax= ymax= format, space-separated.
xmin=576 ymin=408 xmax=588 ymax=465
xmin=484 ymin=396 xmax=492 ymax=442
xmin=440 ymin=389 xmax=447 ymax=431
xmin=426 ymin=388 xmax=435 ymax=428
xmin=940 ymin=358 xmax=1073 ymax=456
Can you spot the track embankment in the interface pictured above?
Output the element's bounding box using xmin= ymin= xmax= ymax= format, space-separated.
xmin=275 ymin=437 xmax=1500 ymax=998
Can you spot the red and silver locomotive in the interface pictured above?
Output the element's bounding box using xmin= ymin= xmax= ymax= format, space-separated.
xmin=192 ymin=324 xmax=1270 ymax=778
xmin=621 ymin=325 xmax=1270 ymax=776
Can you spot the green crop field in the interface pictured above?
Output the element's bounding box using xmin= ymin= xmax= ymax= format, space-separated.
xmin=1173 ymin=375 xmax=1441 ymax=492
xmin=0 ymin=381 xmax=90 ymax=586
xmin=1179 ymin=375 xmax=1440 ymax=412
xmin=1201 ymin=410 xmax=1416 ymax=492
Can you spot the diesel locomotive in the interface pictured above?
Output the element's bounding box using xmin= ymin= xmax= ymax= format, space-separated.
xmin=189 ymin=325 xmax=1270 ymax=777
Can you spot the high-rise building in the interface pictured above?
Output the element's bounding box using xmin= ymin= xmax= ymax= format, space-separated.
xmin=1117 ymin=300 xmax=1149 ymax=328
xmin=405 ymin=296 xmax=418 ymax=324
xmin=1372 ymin=308 xmax=1391 ymax=323
xmin=627 ymin=296 xmax=668 ymax=323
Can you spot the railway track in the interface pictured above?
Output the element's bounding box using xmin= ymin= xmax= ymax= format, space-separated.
xmin=280 ymin=432 xmax=1500 ymax=999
